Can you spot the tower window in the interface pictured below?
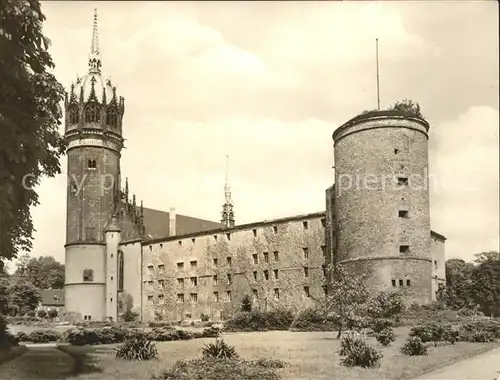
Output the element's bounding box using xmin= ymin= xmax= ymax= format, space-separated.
xmin=253 ymin=254 xmax=258 ymax=264
xmin=399 ymin=210 xmax=409 ymax=218
xmin=226 ymin=290 xmax=232 ymax=302
xmin=263 ymin=252 xmax=269 ymax=263
xmin=214 ymin=235 xmax=218 ymax=242
xmin=252 ymin=289 xmax=258 ymax=298
xmin=177 ymin=294 xmax=184 ymax=303
xmin=84 ymin=102 xmax=101 ymax=123
xmin=214 ymin=292 xmax=219 ymax=302
xmin=158 ymin=280 xmax=165 ymax=288
xmin=399 ymin=245 xmax=410 ymax=253
xmin=82 ymin=269 xmax=93 ymax=282
xmin=190 ymin=277 xmax=197 ymax=287
xmin=213 ymin=258 xmax=218 ymax=267
xmin=87 ymin=159 xmax=97 ymax=169
xmin=304 ymin=267 xmax=309 ymax=277
xmin=226 ymin=233 xmax=231 ymax=241
xmin=192 ymin=238 xmax=196 ymax=244
xmin=273 ymin=226 xmax=278 ymax=234
xmin=178 ymin=240 xmax=182 ymax=246
xmin=392 ymin=279 xmax=396 ymax=287
xmin=190 ymin=260 xmax=197 ymax=269
xmin=253 ymin=271 xmax=257 ymax=280
xmin=322 ymin=285 xmax=328 ymax=296
xmin=321 ymin=218 xmax=326 ymax=227
xmin=273 ymin=269 xmax=279 ymax=279
xmin=274 ymin=251 xmax=279 ymax=261
xmin=274 ymin=288 xmax=280 ymax=299
xmin=177 ymin=278 xmax=184 ymax=288
xmin=69 ymin=105 xmax=79 ymax=124
xmin=106 ymin=105 xmax=118 ymax=127
xmin=406 ymin=279 xmax=411 ymax=286
xmin=177 ymin=262 xmax=184 ymax=270
xmin=264 ymin=270 xmax=269 ymax=280
xmin=321 ymin=245 xmax=326 ymax=255
xmin=399 ymin=279 xmax=404 ymax=286
xmin=190 ymin=293 xmax=198 ymax=303
xmin=213 ymin=275 xmax=218 ymax=285
xmin=158 ymin=264 xmax=165 ymax=274
xmin=227 ymin=273 xmax=232 ymax=284
xmin=397 ymin=177 xmax=409 ymax=186
xmin=303 ymin=248 xmax=309 ymax=260
xmin=227 ymin=257 xmax=232 ymax=266
xmin=252 ymin=229 xmax=257 ymax=237
xmin=304 ymin=286 xmax=310 ymax=298
xmin=434 ymin=260 xmax=438 ymax=270
xmin=303 ymin=221 xmax=308 ymax=229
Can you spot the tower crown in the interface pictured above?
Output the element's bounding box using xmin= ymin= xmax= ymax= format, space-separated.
xmin=64 ymin=8 xmax=125 ymax=145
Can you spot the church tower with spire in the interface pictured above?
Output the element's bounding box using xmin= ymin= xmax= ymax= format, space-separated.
xmin=221 ymin=155 xmax=235 ymax=228
xmin=64 ymin=9 xmax=125 ymax=322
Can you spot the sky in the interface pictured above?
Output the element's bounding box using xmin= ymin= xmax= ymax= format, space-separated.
xmin=8 ymin=1 xmax=499 ymax=270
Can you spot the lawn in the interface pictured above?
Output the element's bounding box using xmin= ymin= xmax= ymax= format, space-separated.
xmin=62 ymin=327 xmax=500 ymax=380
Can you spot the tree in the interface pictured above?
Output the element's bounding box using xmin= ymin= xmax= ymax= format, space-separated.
xmin=470 ymin=252 xmax=500 ymax=317
xmin=0 ymin=0 xmax=66 ymax=261
xmin=120 ymin=293 xmax=138 ymax=322
xmin=389 ymin=99 xmax=423 ymax=118
xmin=37 ymin=309 xmax=47 ymax=319
xmin=15 ymin=255 xmax=65 ymax=289
xmin=440 ymin=258 xmax=475 ymax=309
xmin=7 ymin=279 xmax=41 ymax=315
xmin=367 ymin=291 xmax=405 ymax=321
xmin=241 ymin=295 xmax=252 ymax=312
xmin=321 ymin=264 xmax=370 ymax=338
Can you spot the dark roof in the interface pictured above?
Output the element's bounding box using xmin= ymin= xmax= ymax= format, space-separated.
xmin=39 ymin=289 xmax=65 ymax=306
xmin=431 ymin=230 xmax=447 ymax=241
xmin=139 ymin=207 xmax=224 ymax=240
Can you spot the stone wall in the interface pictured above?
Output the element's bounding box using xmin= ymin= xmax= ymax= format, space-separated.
xmin=141 ymin=213 xmax=327 ymax=322
xmin=431 ymin=232 xmax=446 ymax=300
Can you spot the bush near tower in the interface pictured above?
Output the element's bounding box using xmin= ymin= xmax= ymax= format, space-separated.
xmin=0 ymin=0 xmax=66 ymax=262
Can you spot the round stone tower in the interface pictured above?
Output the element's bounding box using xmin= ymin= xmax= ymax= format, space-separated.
xmin=64 ymin=9 xmax=125 ymax=321
xmin=332 ymin=110 xmax=432 ymax=305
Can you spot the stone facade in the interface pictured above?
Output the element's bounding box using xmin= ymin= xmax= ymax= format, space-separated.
xmin=431 ymin=231 xmax=446 ymax=300
xmin=141 ymin=213 xmax=327 ymax=322
xmin=332 ymin=111 xmax=433 ymax=305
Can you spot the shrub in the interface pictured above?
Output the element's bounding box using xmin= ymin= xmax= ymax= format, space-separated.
xmin=16 ymin=331 xmax=29 ymax=342
xmin=371 ymin=319 xmax=393 ymax=334
xmin=224 ymin=309 xmax=293 ymax=332
xmin=375 ymin=328 xmax=396 ymax=346
xmin=48 ymin=309 xmax=58 ymax=319
xmin=409 ymin=323 xmax=453 ymax=343
xmin=27 ymin=329 xmax=61 ymax=343
xmin=368 ymin=292 xmax=405 ymax=321
xmin=151 ymin=358 xmax=283 ymax=380
xmin=26 ymin=310 xmax=36 ymax=317
xmin=148 ymin=321 xmax=173 ymax=328
xmin=290 ymin=307 xmax=337 ymax=331
xmin=37 ymin=310 xmax=47 ymax=319
xmin=115 ymin=333 xmax=158 ymax=361
xmin=340 ymin=333 xmax=382 ymax=368
xmin=401 ymin=337 xmax=428 ymax=356
xmin=200 ymin=313 xmax=210 ymax=322
xmin=64 ymin=326 xmax=128 ymax=345
xmin=458 ymin=323 xmax=497 ymax=343
xmin=241 ymin=295 xmax=252 ymax=312
xmin=201 ymin=339 xmax=238 ymax=360
xmin=122 ymin=309 xmax=139 ymax=322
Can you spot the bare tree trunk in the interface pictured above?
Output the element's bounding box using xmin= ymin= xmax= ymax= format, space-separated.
xmin=337 ymin=323 xmax=342 ymax=339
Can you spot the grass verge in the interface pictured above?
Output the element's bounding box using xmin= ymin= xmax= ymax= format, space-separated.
xmin=0 ymin=345 xmax=28 ymax=365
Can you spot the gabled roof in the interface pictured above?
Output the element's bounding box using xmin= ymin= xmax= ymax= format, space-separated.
xmin=39 ymin=289 xmax=65 ymax=306
xmin=139 ymin=207 xmax=223 ymax=240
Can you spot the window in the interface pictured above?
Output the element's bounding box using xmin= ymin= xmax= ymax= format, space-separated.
xmin=227 ymin=274 xmax=232 ymax=284
xmin=406 ymin=279 xmax=411 ymax=286
xmin=303 ymin=248 xmax=309 ymax=260
xmin=252 ymin=289 xmax=258 ymax=298
xmin=213 ymin=275 xmax=218 ymax=285
xmin=273 ymin=226 xmax=278 ymax=234
xmin=322 ymin=264 xmax=327 ymax=277
xmin=158 ymin=280 xmax=165 ymax=289
xmin=177 ymin=294 xmax=184 ymax=303
xmin=303 ymin=221 xmax=308 ymax=230
xmin=274 ymin=251 xmax=279 ymax=261
xmin=304 ymin=267 xmax=309 ymax=278
xmin=158 ymin=294 xmax=165 ymax=304
xmin=321 ymin=245 xmax=326 ymax=255
xmin=178 ymin=240 xmax=182 ymax=246
xmin=434 ymin=260 xmax=438 ymax=270
xmin=84 ymin=101 xmax=100 ymax=123
xmin=263 ymin=252 xmax=269 ymax=263
xmin=274 ymin=288 xmax=280 ymax=299
xmin=321 ymin=218 xmax=326 ymax=227
xmin=392 ymin=279 xmax=396 ymax=287
xmin=253 ymin=271 xmax=257 ymax=280
xmin=304 ymin=286 xmax=310 ymax=298
xmin=69 ymin=105 xmax=79 ymax=124
xmin=118 ymin=250 xmax=124 ymax=291
xmin=87 ymin=159 xmax=97 ymax=169
xmin=213 ymin=258 xmax=218 ymax=267
xmin=397 ymin=177 xmax=409 ymax=186
xmin=190 ymin=260 xmax=197 ymax=269
xmin=252 ymin=229 xmax=257 ymax=237
xmin=83 ymin=269 xmax=93 ymax=282
xmin=147 ymin=295 xmax=153 ymax=302
xmin=149 ymin=245 xmax=152 ymax=251
xmin=177 ymin=262 xmax=184 ymax=270
xmin=177 ymin=278 xmax=184 ymax=288
xmin=399 ymin=245 xmax=410 ymax=253
xmin=160 ymin=244 xmax=163 ymax=249
xmin=273 ymin=269 xmax=279 ymax=279
xmin=399 ymin=210 xmax=409 ymax=218
xmin=226 ymin=233 xmax=231 ymax=241
xmin=158 ymin=264 xmax=165 ymax=274
xmin=214 ymin=292 xmax=219 ymax=302
xmin=226 ymin=291 xmax=232 ymax=302
xmin=227 ymin=257 xmax=232 ymax=266
xmin=190 ymin=277 xmax=197 ymax=287
xmin=147 ymin=265 xmax=154 ymax=274
xmin=264 ymin=270 xmax=269 ymax=280
xmin=147 ymin=281 xmax=153 ymax=288
xmin=214 ymin=235 xmax=218 ymax=241
xmin=106 ymin=105 xmax=118 ymax=127
xmin=399 ymin=279 xmax=404 ymax=286
xmin=190 ymin=293 xmax=198 ymax=303
xmin=253 ymin=254 xmax=258 ymax=264
xmin=322 ymin=285 xmax=328 ymax=296
xmin=394 ymin=148 xmax=399 ymax=154
xmin=191 ymin=238 xmax=196 ymax=244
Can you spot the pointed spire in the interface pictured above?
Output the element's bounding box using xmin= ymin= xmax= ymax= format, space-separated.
xmin=69 ymin=83 xmax=76 ymax=103
xmin=102 ymin=86 xmax=107 ymax=104
xmin=88 ymin=8 xmax=102 ymax=73
xmin=125 ymin=177 xmax=129 ymax=200
xmin=224 ymin=154 xmax=232 ymax=204
xmin=221 ymin=154 xmax=235 ymax=228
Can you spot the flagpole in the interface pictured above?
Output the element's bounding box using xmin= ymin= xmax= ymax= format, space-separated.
xmin=376 ymin=38 xmax=380 ymax=110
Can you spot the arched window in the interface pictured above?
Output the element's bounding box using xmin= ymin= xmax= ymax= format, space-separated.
xmin=69 ymin=105 xmax=79 ymax=124
xmin=83 ymin=269 xmax=93 ymax=282
xmin=88 ymin=159 xmax=97 ymax=169
xmin=117 ymin=250 xmax=124 ymax=291
xmin=106 ymin=106 xmax=118 ymax=127
xmin=84 ymin=102 xmax=101 ymax=124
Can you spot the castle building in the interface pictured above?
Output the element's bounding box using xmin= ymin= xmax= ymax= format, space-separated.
xmin=63 ymin=11 xmax=446 ymax=323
